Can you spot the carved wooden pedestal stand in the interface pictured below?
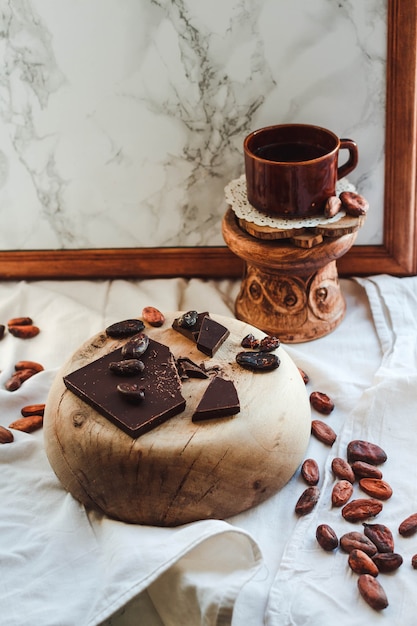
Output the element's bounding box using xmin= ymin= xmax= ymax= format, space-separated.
xmin=222 ymin=208 xmax=361 ymax=343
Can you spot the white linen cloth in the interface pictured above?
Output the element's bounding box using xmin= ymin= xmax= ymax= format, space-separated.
xmin=0 ymin=274 xmax=414 ymax=625
xmin=266 ymin=275 xmax=417 ymax=626
xmin=0 ymin=278 xmax=261 ymax=626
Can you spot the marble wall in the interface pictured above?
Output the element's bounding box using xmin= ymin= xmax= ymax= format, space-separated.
xmin=0 ymin=0 xmax=386 ymax=250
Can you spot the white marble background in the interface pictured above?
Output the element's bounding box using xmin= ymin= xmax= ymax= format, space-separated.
xmin=0 ymin=0 xmax=386 ymax=250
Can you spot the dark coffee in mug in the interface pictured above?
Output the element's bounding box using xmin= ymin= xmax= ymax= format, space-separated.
xmin=244 ymin=124 xmax=358 ymax=217
xmin=254 ymin=142 xmax=328 ymax=163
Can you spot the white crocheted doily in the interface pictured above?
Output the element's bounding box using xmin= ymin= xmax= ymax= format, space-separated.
xmin=224 ymin=175 xmax=356 ymax=229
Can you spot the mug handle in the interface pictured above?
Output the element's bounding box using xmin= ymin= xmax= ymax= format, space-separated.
xmin=337 ymin=138 xmax=358 ymax=179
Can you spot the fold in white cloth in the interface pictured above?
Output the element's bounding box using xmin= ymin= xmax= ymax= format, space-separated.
xmin=0 ymin=275 xmax=414 ymax=625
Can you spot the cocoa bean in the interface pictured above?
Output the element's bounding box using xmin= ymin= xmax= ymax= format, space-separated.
xmin=258 ymin=335 xmax=280 ymax=352
xmin=411 ymin=554 xmax=417 ymax=569
xmin=240 ymin=334 xmax=280 ymax=352
xmin=372 ymin=552 xmax=403 ymax=573
xmin=309 ymin=391 xmax=334 ymax=415
xmin=340 ymin=531 xmax=377 ymax=556
xmin=398 ymin=513 xmax=417 ymax=537
xmin=351 ymin=461 xmax=383 ymax=480
xmin=117 ymin=383 xmax=145 ymax=404
xmin=340 ymin=191 xmax=369 ymax=216
xmin=311 ymin=420 xmax=337 ymax=446
xmin=364 ymin=524 xmax=394 ymax=554
xmin=301 ymin=458 xmax=320 ymax=486
xmin=0 ymin=324 xmax=5 ymax=340
xmin=106 ymin=319 xmax=145 ymax=338
xmin=347 ymin=440 xmax=387 ymax=465
xmin=236 ymin=351 xmax=280 ymax=371
xmin=331 ymin=457 xmax=355 ymax=483
xmin=177 ymin=310 xmax=198 ymax=328
xmin=5 ymin=368 xmax=38 ymax=391
xmin=348 ymin=549 xmax=379 ymax=577
xmin=298 ymin=367 xmax=309 ymax=385
xmin=121 ymin=333 xmax=150 ymax=359
xmin=331 ymin=480 xmax=354 ymax=507
xmin=109 ymin=359 xmax=145 ymax=375
xmin=357 ymin=574 xmax=388 ymax=611
xmin=21 ymin=404 xmax=46 ymax=417
xmin=9 ymin=414 xmax=43 ymax=433
xmin=141 ymin=306 xmax=165 ymax=327
xmin=15 ymin=360 xmax=44 ymax=373
xmin=316 ymin=524 xmax=338 ymax=551
xmin=5 ymin=374 xmax=22 ymax=391
xmin=241 ymin=333 xmax=259 ymax=349
xmin=324 ymin=195 xmax=342 ymax=218
xmin=359 ymin=478 xmax=393 ymax=501
xmin=8 ymin=325 xmax=40 ymax=339
xmin=363 ymin=523 xmax=394 ymax=553
xmin=14 ymin=368 xmax=38 ymax=383
xmin=7 ymin=316 xmax=33 ymax=327
xmin=295 ymin=486 xmax=320 ymax=516
xmin=341 ymin=498 xmax=383 ymax=523
xmin=0 ymin=424 xmax=14 ymax=444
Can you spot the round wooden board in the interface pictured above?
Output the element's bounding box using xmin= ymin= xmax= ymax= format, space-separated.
xmin=237 ymin=217 xmax=304 ymax=240
xmin=237 ymin=212 xmax=365 ymax=246
xmin=44 ymin=312 xmax=311 ymax=526
xmin=315 ymin=214 xmax=365 ymax=237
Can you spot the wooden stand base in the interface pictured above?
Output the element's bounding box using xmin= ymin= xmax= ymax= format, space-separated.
xmin=222 ymin=208 xmax=359 ymax=342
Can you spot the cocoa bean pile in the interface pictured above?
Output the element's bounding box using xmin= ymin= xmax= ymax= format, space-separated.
xmin=0 ymin=315 xmax=40 ymax=343
xmin=0 ymin=316 xmax=45 ymax=439
xmin=4 ymin=316 xmax=40 ymax=340
xmin=0 ymin=317 xmax=42 ymax=393
xmin=5 ymin=360 xmax=44 ymax=392
xmin=0 ymin=403 xmax=46 ymax=442
xmin=295 ymin=368 xmax=417 ymax=612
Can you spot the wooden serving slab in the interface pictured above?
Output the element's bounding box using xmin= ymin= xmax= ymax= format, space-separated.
xmin=44 ymin=312 xmax=311 ymax=526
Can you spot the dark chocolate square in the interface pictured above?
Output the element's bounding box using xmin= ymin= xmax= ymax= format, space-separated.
xmin=196 ymin=316 xmax=230 ymax=357
xmin=64 ymin=338 xmax=186 ymax=438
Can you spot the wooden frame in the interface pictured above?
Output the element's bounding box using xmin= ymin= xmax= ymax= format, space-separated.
xmin=0 ymin=0 xmax=415 ymax=280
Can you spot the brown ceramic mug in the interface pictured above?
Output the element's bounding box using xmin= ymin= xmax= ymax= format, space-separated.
xmin=243 ymin=124 xmax=358 ymax=217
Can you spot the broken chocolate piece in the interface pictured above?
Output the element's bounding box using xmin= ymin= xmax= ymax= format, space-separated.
xmin=192 ymin=376 xmax=240 ymax=421
xmin=172 ymin=311 xmax=208 ymax=342
xmin=106 ymin=319 xmax=145 ymax=338
xmin=64 ymin=338 xmax=186 ymax=438
xmin=176 ymin=357 xmax=209 ymax=379
xmin=196 ymin=316 xmax=230 ymax=357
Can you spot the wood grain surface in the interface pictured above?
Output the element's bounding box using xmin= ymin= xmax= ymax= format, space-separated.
xmin=44 ymin=312 xmax=311 ymax=526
